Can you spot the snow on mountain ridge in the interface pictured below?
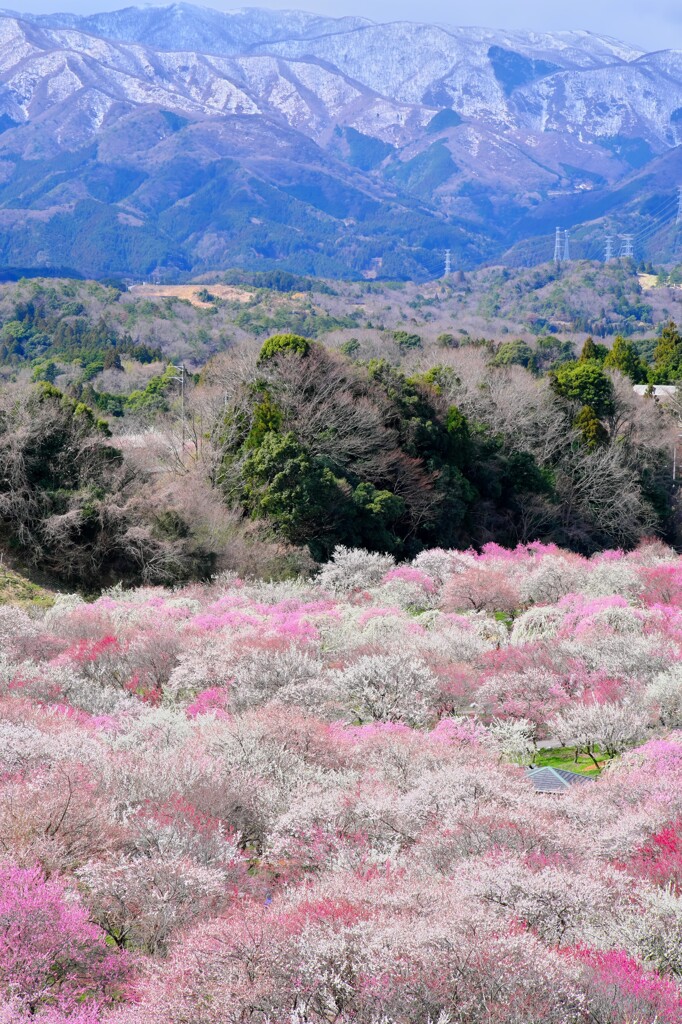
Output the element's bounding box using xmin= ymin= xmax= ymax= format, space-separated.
xmin=0 ymin=14 xmax=441 ymax=144
xmin=0 ymin=4 xmax=681 ymax=278
xmin=2 ymin=4 xmax=682 ymax=167
xmin=13 ymin=4 xmax=374 ymax=56
xmin=0 ymin=12 xmax=677 ymax=193
xmin=10 ymin=4 xmax=648 ymax=65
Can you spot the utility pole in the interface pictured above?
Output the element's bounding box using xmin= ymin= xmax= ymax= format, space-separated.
xmin=563 ymin=230 xmax=570 ymax=262
xmin=554 ymin=226 xmax=563 ymax=263
xmin=605 ymin=236 xmax=613 ymax=262
xmin=171 ymin=363 xmax=186 ymax=455
xmin=673 ymin=433 xmax=682 ymax=488
xmin=443 ymin=249 xmax=451 ymax=277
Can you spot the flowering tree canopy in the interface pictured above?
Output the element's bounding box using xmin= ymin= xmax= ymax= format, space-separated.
xmin=0 ymin=542 xmax=681 ymax=1022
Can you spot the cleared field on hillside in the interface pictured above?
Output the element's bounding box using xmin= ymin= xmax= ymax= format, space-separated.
xmin=129 ymin=284 xmax=252 ymax=306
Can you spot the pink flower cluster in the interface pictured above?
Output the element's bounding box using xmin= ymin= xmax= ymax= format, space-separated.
xmin=0 ymin=542 xmax=679 ymax=1021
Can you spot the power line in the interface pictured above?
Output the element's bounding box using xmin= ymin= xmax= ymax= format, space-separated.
xmin=578 ymin=235 xmax=603 ymax=262
xmin=579 ymin=193 xmax=679 ymax=266
xmin=630 ymin=196 xmax=678 ymax=243
xmin=422 ymin=183 xmax=682 ymax=276
xmin=630 ymin=222 xmax=675 ymax=253
xmin=621 ymin=207 xmax=678 ymax=262
xmin=634 ymin=218 xmax=676 ymax=246
xmin=639 ymin=194 xmax=678 ymax=222
xmin=577 ymin=197 xmax=678 ymax=265
xmin=633 ymin=200 xmax=678 ymax=238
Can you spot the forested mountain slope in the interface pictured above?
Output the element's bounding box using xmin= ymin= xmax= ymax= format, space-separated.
xmin=1 ymin=6 xmax=682 ymax=276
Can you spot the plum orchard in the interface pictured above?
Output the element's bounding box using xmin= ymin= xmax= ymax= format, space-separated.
xmin=1 ymin=542 xmax=682 ymax=1021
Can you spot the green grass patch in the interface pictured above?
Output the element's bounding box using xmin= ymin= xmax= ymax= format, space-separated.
xmin=0 ymin=567 xmax=54 ymax=608
xmin=533 ymin=745 xmax=608 ymax=776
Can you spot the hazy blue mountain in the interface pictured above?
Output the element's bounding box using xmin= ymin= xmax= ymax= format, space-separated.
xmin=0 ymin=4 xmax=679 ymax=277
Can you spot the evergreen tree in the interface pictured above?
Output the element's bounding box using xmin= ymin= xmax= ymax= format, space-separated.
xmin=603 ymin=336 xmax=646 ymax=383
xmin=258 ymin=333 xmax=312 ymax=363
xmin=550 ymin=362 xmax=615 ymax=419
xmin=579 ymin=337 xmax=608 ymax=364
xmin=580 ymin=337 xmax=598 ymax=362
xmin=652 ymin=320 xmax=682 ymax=381
xmin=241 ymin=431 xmax=344 ymax=557
xmin=574 ymin=405 xmax=608 ymax=449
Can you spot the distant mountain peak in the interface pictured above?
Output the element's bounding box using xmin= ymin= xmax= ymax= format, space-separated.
xmin=0 ymin=4 xmax=678 ymax=278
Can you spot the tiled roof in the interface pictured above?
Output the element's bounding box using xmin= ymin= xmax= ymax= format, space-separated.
xmin=526 ymin=766 xmax=594 ymax=793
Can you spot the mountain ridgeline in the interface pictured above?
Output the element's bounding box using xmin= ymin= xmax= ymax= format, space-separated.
xmin=1 ymin=5 xmax=682 ymax=278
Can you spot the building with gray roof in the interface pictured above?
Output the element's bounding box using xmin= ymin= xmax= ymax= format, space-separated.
xmin=526 ymin=766 xmax=594 ymax=794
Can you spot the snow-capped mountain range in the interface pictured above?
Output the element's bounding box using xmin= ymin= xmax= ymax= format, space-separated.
xmin=1 ymin=3 xmax=682 ymax=277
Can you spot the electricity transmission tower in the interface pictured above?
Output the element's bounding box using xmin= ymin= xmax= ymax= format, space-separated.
xmin=619 ymin=235 xmax=634 ymax=259
xmin=563 ymin=230 xmax=570 ymax=262
xmin=554 ymin=227 xmax=563 ymax=262
xmin=605 ymin=236 xmax=613 ymax=262
xmin=443 ymin=249 xmax=451 ymax=277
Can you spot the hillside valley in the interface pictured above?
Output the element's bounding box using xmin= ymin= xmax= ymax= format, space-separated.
xmin=0 ymin=262 xmax=676 ymax=377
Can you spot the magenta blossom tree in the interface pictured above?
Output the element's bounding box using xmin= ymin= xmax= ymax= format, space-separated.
xmin=0 ymin=862 xmax=128 ymax=1014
